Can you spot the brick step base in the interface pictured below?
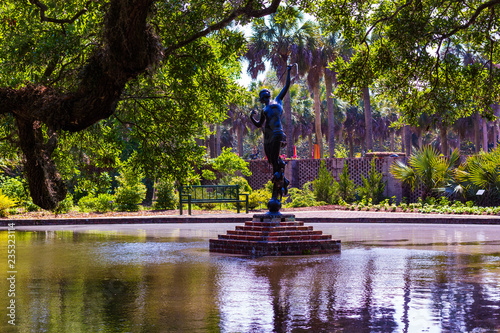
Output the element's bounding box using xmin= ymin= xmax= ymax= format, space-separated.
xmin=209 ymin=214 xmax=341 ymax=257
xmin=219 ymin=234 xmax=332 ymax=242
xmin=227 ymin=229 xmax=323 ymax=237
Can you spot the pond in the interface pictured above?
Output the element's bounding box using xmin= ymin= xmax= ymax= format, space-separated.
xmin=1 ymin=223 xmax=499 ymax=332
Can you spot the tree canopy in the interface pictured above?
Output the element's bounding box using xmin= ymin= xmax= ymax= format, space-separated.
xmin=0 ymin=0 xmax=282 ymax=209
xmin=305 ymin=0 xmax=500 ymax=124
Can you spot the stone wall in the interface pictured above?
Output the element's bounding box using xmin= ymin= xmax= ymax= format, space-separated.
xmin=247 ymin=157 xmax=409 ymax=202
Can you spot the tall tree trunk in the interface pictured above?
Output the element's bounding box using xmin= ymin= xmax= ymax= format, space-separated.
xmin=482 ymin=116 xmax=488 ymax=153
xmin=440 ymin=124 xmax=448 ymax=157
xmin=495 ymin=103 xmax=500 ymax=149
xmin=284 ymin=92 xmax=293 ymax=158
xmin=338 ymin=123 xmax=344 ymax=145
xmin=313 ymin=82 xmax=323 ymax=158
xmin=216 ymin=123 xmax=221 ymax=156
xmin=404 ymin=125 xmax=411 ymax=158
xmin=237 ymin=125 xmax=244 ymax=157
xmin=418 ymin=133 xmax=423 ymax=150
xmin=209 ymin=124 xmax=216 ymax=158
xmin=308 ymin=133 xmax=313 ymax=158
xmin=362 ymin=87 xmax=373 ymax=152
xmin=325 ymin=68 xmax=335 ymax=158
xmin=390 ymin=131 xmax=395 ymax=151
xmin=348 ymin=135 xmax=354 ymax=158
xmin=456 ymin=135 xmax=462 ymax=154
xmin=474 ymin=111 xmax=481 ymax=154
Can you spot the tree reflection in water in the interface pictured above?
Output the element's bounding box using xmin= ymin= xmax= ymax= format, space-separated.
xmin=0 ymin=228 xmax=499 ymax=332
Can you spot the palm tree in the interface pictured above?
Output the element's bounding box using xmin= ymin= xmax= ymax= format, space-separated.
xmin=390 ymin=145 xmax=460 ymax=200
xmin=362 ymin=87 xmax=374 ymax=152
xmin=245 ymin=6 xmax=307 ymax=158
xmin=322 ymin=32 xmax=349 ymax=158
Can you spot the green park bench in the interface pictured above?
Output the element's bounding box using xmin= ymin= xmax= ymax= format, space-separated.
xmin=178 ymin=185 xmax=249 ymax=215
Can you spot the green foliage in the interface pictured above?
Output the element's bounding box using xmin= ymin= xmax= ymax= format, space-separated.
xmin=455 ymin=147 xmax=500 ymax=205
xmin=211 ymin=147 xmax=251 ymax=183
xmin=248 ymin=188 xmax=272 ymax=210
xmin=201 ymin=169 xmax=216 ymax=181
xmin=338 ymin=162 xmax=355 ymax=202
xmin=311 ymin=0 xmax=500 ymax=123
xmin=0 ymin=175 xmax=39 ymax=212
xmin=333 ymin=144 xmax=349 ymax=158
xmin=286 ymin=182 xmax=323 ymax=208
xmin=390 ymin=146 xmax=460 ymax=199
xmin=357 ymin=159 xmax=386 ymax=204
xmin=264 ymin=180 xmax=274 ymax=193
xmin=73 ymin=171 xmax=113 ymax=201
xmin=95 ymin=193 xmax=115 ymax=213
xmin=153 ymin=179 xmax=178 ymax=210
xmin=78 ymin=195 xmax=97 ymax=213
xmin=0 ymin=190 xmax=17 ymax=217
xmin=55 ymin=194 xmax=74 ymax=214
xmin=225 ymin=176 xmax=252 ymax=193
xmin=312 ymin=161 xmax=339 ymax=204
xmin=114 ymin=161 xmax=147 ymax=212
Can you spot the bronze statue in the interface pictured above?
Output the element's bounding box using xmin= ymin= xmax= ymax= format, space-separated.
xmin=250 ymin=64 xmax=293 ymax=215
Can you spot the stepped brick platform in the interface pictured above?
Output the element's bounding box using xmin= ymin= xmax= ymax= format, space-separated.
xmin=209 ymin=214 xmax=341 ymax=257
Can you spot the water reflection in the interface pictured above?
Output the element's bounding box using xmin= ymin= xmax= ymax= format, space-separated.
xmin=0 ymin=225 xmax=499 ymax=332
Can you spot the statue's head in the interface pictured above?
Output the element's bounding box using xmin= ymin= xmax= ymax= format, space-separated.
xmin=259 ymin=89 xmax=271 ymax=103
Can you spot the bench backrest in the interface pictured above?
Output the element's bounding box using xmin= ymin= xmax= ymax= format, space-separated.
xmin=179 ymin=185 xmax=240 ymax=201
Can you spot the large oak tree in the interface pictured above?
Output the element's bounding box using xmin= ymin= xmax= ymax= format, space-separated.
xmin=0 ymin=0 xmax=283 ymax=210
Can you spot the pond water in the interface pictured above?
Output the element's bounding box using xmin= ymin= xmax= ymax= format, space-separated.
xmin=1 ymin=223 xmax=500 ymax=333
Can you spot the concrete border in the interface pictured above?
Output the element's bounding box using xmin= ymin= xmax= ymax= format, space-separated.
xmin=2 ymin=210 xmax=500 ymax=226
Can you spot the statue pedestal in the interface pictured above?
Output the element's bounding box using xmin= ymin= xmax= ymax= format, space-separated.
xmin=209 ymin=214 xmax=341 ymax=257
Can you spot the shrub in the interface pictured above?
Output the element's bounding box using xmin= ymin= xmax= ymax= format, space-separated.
xmin=226 ymin=176 xmax=252 ymax=194
xmin=211 ymin=147 xmax=251 ymax=182
xmin=95 ymin=193 xmax=115 ymax=213
xmin=248 ymin=188 xmax=272 ymax=210
xmin=153 ymin=179 xmax=178 ymax=210
xmin=357 ymin=159 xmax=386 ymax=204
xmin=286 ymin=182 xmax=322 ymax=208
xmin=338 ymin=162 xmax=355 ymax=202
xmin=312 ymin=161 xmax=339 ymax=204
xmin=78 ymin=195 xmax=97 ymax=212
xmin=0 ymin=175 xmax=39 ymax=211
xmin=0 ymin=190 xmax=17 ymax=217
xmin=114 ymin=162 xmax=147 ymax=212
xmin=55 ymin=194 xmax=74 ymax=214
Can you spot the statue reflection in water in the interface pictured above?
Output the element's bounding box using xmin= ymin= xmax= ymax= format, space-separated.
xmin=250 ymin=64 xmax=294 ymax=215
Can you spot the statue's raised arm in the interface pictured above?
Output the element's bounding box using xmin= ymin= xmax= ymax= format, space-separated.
xmin=276 ymin=64 xmax=293 ymax=102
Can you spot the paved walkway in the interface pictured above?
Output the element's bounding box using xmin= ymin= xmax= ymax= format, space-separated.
xmin=2 ymin=209 xmax=500 ymax=226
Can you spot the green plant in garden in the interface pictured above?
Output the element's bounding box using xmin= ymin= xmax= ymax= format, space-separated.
xmin=55 ymin=194 xmax=74 ymax=214
xmin=114 ymin=160 xmax=147 ymax=212
xmin=0 ymin=190 xmax=17 ymax=217
xmin=357 ymin=159 xmax=386 ymax=204
xmin=78 ymin=195 xmax=97 ymax=213
xmin=153 ymin=178 xmax=178 ymax=210
xmin=455 ymin=147 xmax=500 ymax=205
xmin=95 ymin=193 xmax=115 ymax=213
xmin=226 ymin=176 xmax=252 ymax=194
xmin=0 ymin=175 xmax=39 ymax=212
xmin=338 ymin=162 xmax=355 ymax=202
xmin=286 ymin=182 xmax=321 ymax=208
xmin=248 ymin=188 xmax=272 ymax=210
xmin=210 ymin=147 xmax=251 ymax=183
xmin=390 ymin=146 xmax=460 ymax=200
xmin=312 ymin=161 xmax=339 ymax=204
